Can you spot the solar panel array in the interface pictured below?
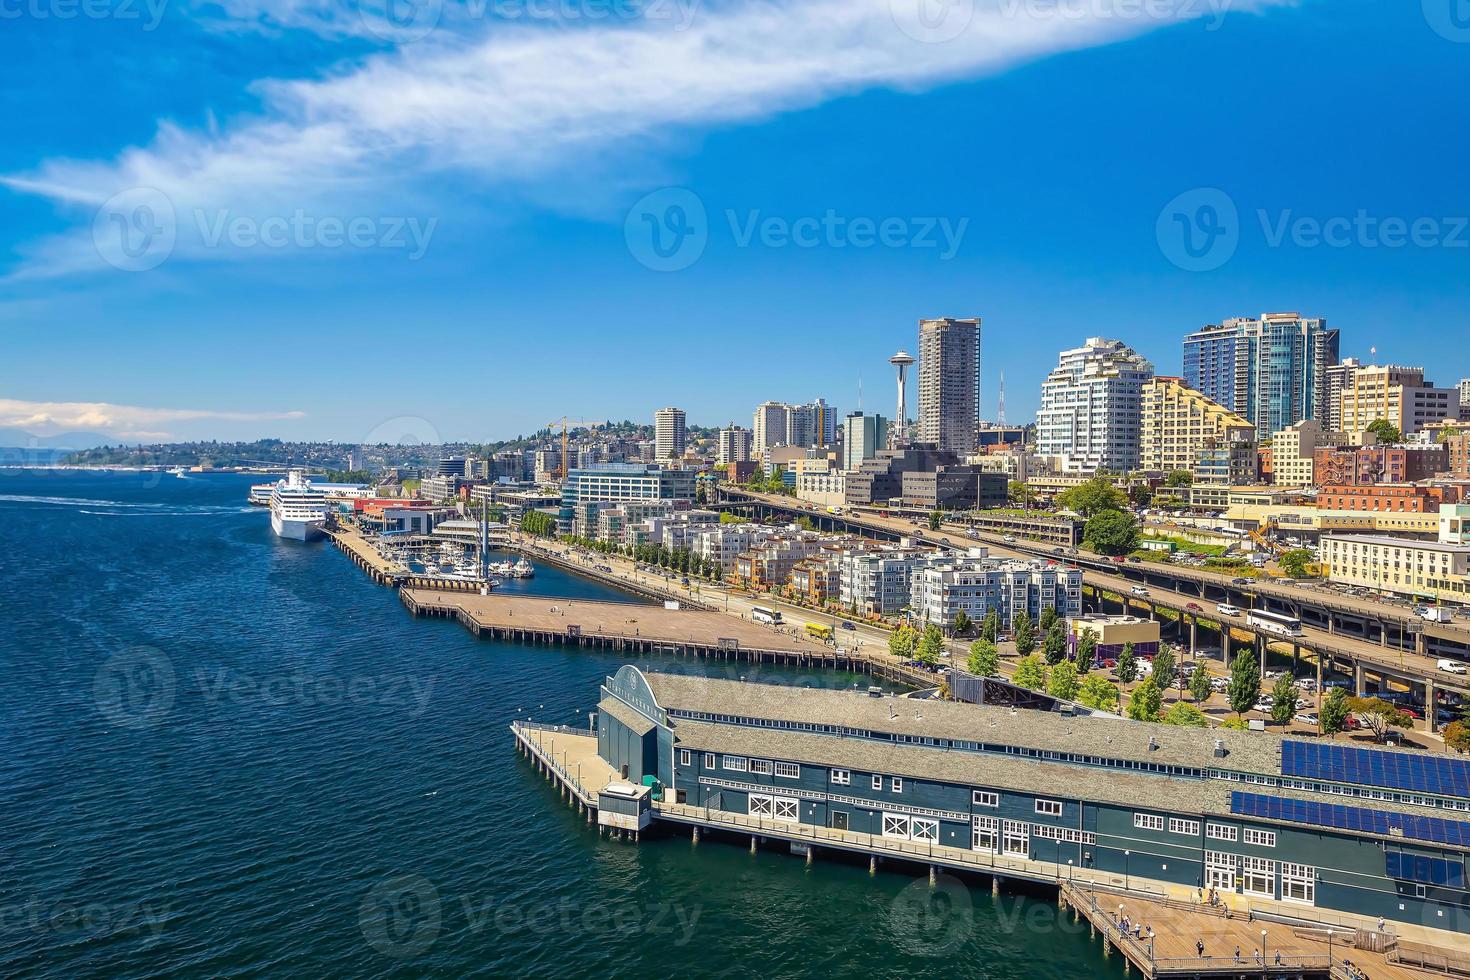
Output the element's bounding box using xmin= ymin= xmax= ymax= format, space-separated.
xmin=1231 ymin=792 xmax=1470 ymax=848
xmin=1385 ymin=852 xmax=1466 ymax=889
xmin=1281 ymin=741 xmax=1470 ymax=799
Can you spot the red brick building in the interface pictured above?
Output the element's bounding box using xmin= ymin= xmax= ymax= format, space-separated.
xmin=1316 ymin=484 xmax=1461 ymax=512
xmin=1312 ymin=444 xmax=1446 ymax=486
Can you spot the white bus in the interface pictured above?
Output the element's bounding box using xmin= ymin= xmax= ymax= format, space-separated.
xmin=1247 ymin=609 xmax=1303 ymax=637
xmin=752 ymin=606 xmax=782 ymax=625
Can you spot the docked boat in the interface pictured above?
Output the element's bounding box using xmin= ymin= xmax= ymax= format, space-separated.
xmin=248 ymin=482 xmax=274 ymax=506
xmin=269 ymin=470 xmax=329 ymax=541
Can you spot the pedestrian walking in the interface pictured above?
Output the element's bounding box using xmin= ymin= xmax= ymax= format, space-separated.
xmin=1195 ymin=940 xmax=1205 ymax=957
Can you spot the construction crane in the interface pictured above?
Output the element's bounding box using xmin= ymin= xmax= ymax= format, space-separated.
xmin=545 ymin=418 xmax=601 ymax=479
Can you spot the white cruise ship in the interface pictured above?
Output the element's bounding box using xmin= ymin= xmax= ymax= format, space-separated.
xmin=270 ymin=470 xmax=329 ymax=541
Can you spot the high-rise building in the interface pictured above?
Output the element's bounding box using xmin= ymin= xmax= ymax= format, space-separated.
xmin=1321 ymin=358 xmax=1361 ymax=433
xmin=753 ymin=401 xmax=790 ymax=453
xmin=1338 ymin=365 xmax=1461 ymax=436
xmin=653 ymin=407 xmax=686 ymax=460
xmin=717 ymin=425 xmax=752 ymax=465
xmin=1036 ymin=337 xmax=1154 ymax=474
xmin=841 ymin=412 xmax=889 ymax=471
xmin=917 ymin=317 xmax=981 ymax=454
xmin=1139 ymin=376 xmax=1255 ymax=475
xmin=811 ymin=398 xmax=836 ymax=447
xmin=1459 ymin=379 xmax=1470 ymax=419
xmin=1181 ymin=312 xmax=1339 ymax=435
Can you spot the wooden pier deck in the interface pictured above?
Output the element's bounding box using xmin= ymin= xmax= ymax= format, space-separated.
xmin=402 ymin=588 xmax=846 ymax=664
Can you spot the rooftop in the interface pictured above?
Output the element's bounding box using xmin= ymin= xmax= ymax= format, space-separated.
xmin=1322 ymin=534 xmax=1470 ymax=553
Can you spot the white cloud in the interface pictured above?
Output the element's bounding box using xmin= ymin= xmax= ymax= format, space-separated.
xmin=0 ymin=398 xmax=306 ymax=439
xmin=2 ymin=0 xmax=1295 ymax=278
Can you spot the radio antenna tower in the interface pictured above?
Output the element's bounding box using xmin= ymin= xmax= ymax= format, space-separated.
xmin=997 ymin=371 xmax=1007 ymax=426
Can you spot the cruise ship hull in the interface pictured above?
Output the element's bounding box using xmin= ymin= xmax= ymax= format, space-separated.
xmin=271 ymin=509 xmax=324 ymax=541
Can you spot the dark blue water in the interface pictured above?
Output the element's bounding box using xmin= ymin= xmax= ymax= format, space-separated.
xmin=0 ymin=470 xmax=1121 ymax=978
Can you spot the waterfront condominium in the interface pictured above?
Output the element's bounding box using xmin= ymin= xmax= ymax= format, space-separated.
xmin=1035 ymin=337 xmax=1154 ymax=474
xmin=917 ymin=317 xmax=981 ymax=454
xmin=717 ymin=425 xmax=753 ymax=465
xmin=1139 ymin=376 xmax=1255 ymax=475
xmin=1181 ymin=312 xmax=1340 ymax=436
xmin=557 ymin=462 xmax=697 ymax=533
xmin=654 ymin=407 xmax=687 ymax=460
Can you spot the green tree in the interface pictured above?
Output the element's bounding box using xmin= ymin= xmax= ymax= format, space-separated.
xmin=980 ymin=609 xmax=1001 ymax=644
xmin=1165 ymin=470 xmax=1193 ymax=488
xmin=1366 ymin=418 xmax=1402 ymax=445
xmin=917 ymin=624 xmax=945 ymax=666
xmin=889 ymin=624 xmax=918 ymax=659
xmin=1162 ymin=702 xmax=1210 ymax=727
xmin=1047 ymin=660 xmax=1080 ymax=701
xmin=927 ymin=510 xmax=943 ymax=532
xmin=1347 ymin=697 xmax=1413 ymax=743
xmin=719 ymin=512 xmax=744 ymax=525
xmin=1116 ymin=642 xmax=1138 ymax=684
xmin=1227 ymin=647 xmax=1261 ymax=717
xmin=1075 ymin=628 xmax=1098 ymax=670
xmin=796 ymin=516 xmax=816 ymax=532
xmin=1278 ymin=549 xmax=1315 ymax=578
xmin=952 ymin=610 xmax=972 ymax=637
xmin=1056 ymin=476 xmax=1128 ymax=518
xmin=1320 ymin=687 xmax=1350 ymax=737
xmin=1043 ymin=622 xmax=1068 ymax=665
xmin=1012 ymin=655 xmax=1047 ymax=690
xmin=1083 ymin=510 xmax=1140 ymax=556
xmin=1270 ymin=674 xmax=1299 ymax=727
xmin=1076 ymin=675 xmax=1121 ymax=712
xmin=1220 ymin=717 xmax=1249 ymax=731
xmin=1128 ymin=484 xmax=1152 ymax=508
xmin=1443 ymin=720 xmax=1470 ymax=753
xmin=1007 ymin=480 xmax=1033 ymax=508
xmin=1013 ymin=613 xmax=1036 ymax=657
xmin=1038 ymin=605 xmax=1059 ymax=634
xmin=1189 ymin=664 xmax=1212 ymax=704
xmin=1153 ymin=648 xmax=1177 ymax=698
xmin=1126 ymin=676 xmax=1163 ymax=722
xmin=967 ymin=640 xmax=999 ymax=677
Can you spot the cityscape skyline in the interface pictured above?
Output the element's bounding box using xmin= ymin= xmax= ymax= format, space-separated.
xmin=4 ymin=2 xmax=1470 ymax=444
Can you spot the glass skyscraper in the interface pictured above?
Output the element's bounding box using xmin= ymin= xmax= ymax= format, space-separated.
xmin=1181 ymin=313 xmax=1339 ymax=436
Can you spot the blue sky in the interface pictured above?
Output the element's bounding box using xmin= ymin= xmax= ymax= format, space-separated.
xmin=2 ymin=0 xmax=1468 ymax=445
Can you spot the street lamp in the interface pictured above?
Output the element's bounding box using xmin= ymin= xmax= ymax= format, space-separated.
xmin=1124 ymin=850 xmax=1131 ymax=891
xmin=1327 ymin=930 xmax=1333 ymax=969
xmin=1261 ymin=929 xmax=1267 ymax=966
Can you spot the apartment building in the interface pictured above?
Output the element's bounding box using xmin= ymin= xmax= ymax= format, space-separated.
xmin=1338 ymin=365 xmax=1461 ymax=436
xmin=1140 ymin=376 xmax=1255 ymax=474
xmin=1181 ymin=313 xmax=1339 ymax=435
xmin=907 ymin=553 xmax=1082 ymax=631
xmin=917 ymin=317 xmax=981 ymax=454
xmin=1036 ymin=337 xmax=1154 ymax=474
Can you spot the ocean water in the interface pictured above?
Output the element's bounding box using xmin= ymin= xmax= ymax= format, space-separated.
xmin=0 ymin=470 xmax=1121 ymax=979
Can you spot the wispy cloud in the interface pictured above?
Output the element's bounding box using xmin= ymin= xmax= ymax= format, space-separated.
xmin=2 ymin=0 xmax=1295 ymax=279
xmin=0 ymin=398 xmax=306 ymax=439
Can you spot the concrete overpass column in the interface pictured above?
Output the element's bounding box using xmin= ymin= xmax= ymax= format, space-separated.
xmin=1354 ymin=661 xmax=1366 ymax=697
xmin=1188 ymin=616 xmax=1198 ymax=657
xmin=1415 ymin=629 xmax=1426 ymax=658
xmin=1426 ymin=676 xmax=1438 ymax=734
xmin=1380 ymin=622 xmax=1389 ymax=648
xmin=1291 ymin=644 xmax=1300 ymax=677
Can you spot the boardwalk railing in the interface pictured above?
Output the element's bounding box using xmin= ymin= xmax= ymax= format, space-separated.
xmin=511 ymin=721 xmax=599 ymax=807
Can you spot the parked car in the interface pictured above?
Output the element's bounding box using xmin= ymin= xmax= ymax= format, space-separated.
xmin=1295 ymin=712 xmax=1319 ymax=726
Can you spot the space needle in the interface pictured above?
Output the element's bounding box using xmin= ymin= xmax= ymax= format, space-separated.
xmin=888 ymin=351 xmax=915 ymax=448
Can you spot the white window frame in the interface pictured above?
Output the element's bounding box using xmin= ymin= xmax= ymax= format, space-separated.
xmin=1243 ymin=828 xmax=1276 ymax=848
xmin=972 ymin=815 xmax=999 ymax=852
xmin=911 ymin=817 xmax=939 ymax=843
xmin=1242 ymin=856 xmax=1276 ymax=898
xmin=1205 ymin=851 xmax=1236 ymax=892
xmin=872 ymin=774 xmax=883 ymax=791
xmin=892 ymin=777 xmax=904 ymax=794
xmin=831 ymin=768 xmax=850 ymax=786
xmin=1035 ymin=799 xmax=1063 ymax=817
xmin=1169 ymin=818 xmax=1201 ymax=837
xmin=974 ymin=790 xmax=999 ymax=808
xmin=772 ymin=796 xmax=798 ymax=823
xmin=882 ymin=813 xmax=911 ymax=839
xmin=748 ymin=759 xmax=773 ymax=775
xmin=1281 ymin=863 xmax=1315 ymax=906
xmin=679 ymin=749 xmax=691 ymax=766
xmin=723 ymin=755 xmax=748 ymax=772
xmin=1002 ymin=820 xmax=1030 ymax=857
xmin=749 ymin=793 xmax=774 ymax=818
xmin=1206 ymin=822 xmax=1238 ymax=842
xmin=1134 ymin=813 xmax=1165 ymax=832
xmin=774 ymin=762 xmax=800 ymax=779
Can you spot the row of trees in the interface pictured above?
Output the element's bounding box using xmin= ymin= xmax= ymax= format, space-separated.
xmin=1056 ymin=476 xmax=1141 ymax=556
xmin=519 ymin=511 xmax=556 ymax=537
